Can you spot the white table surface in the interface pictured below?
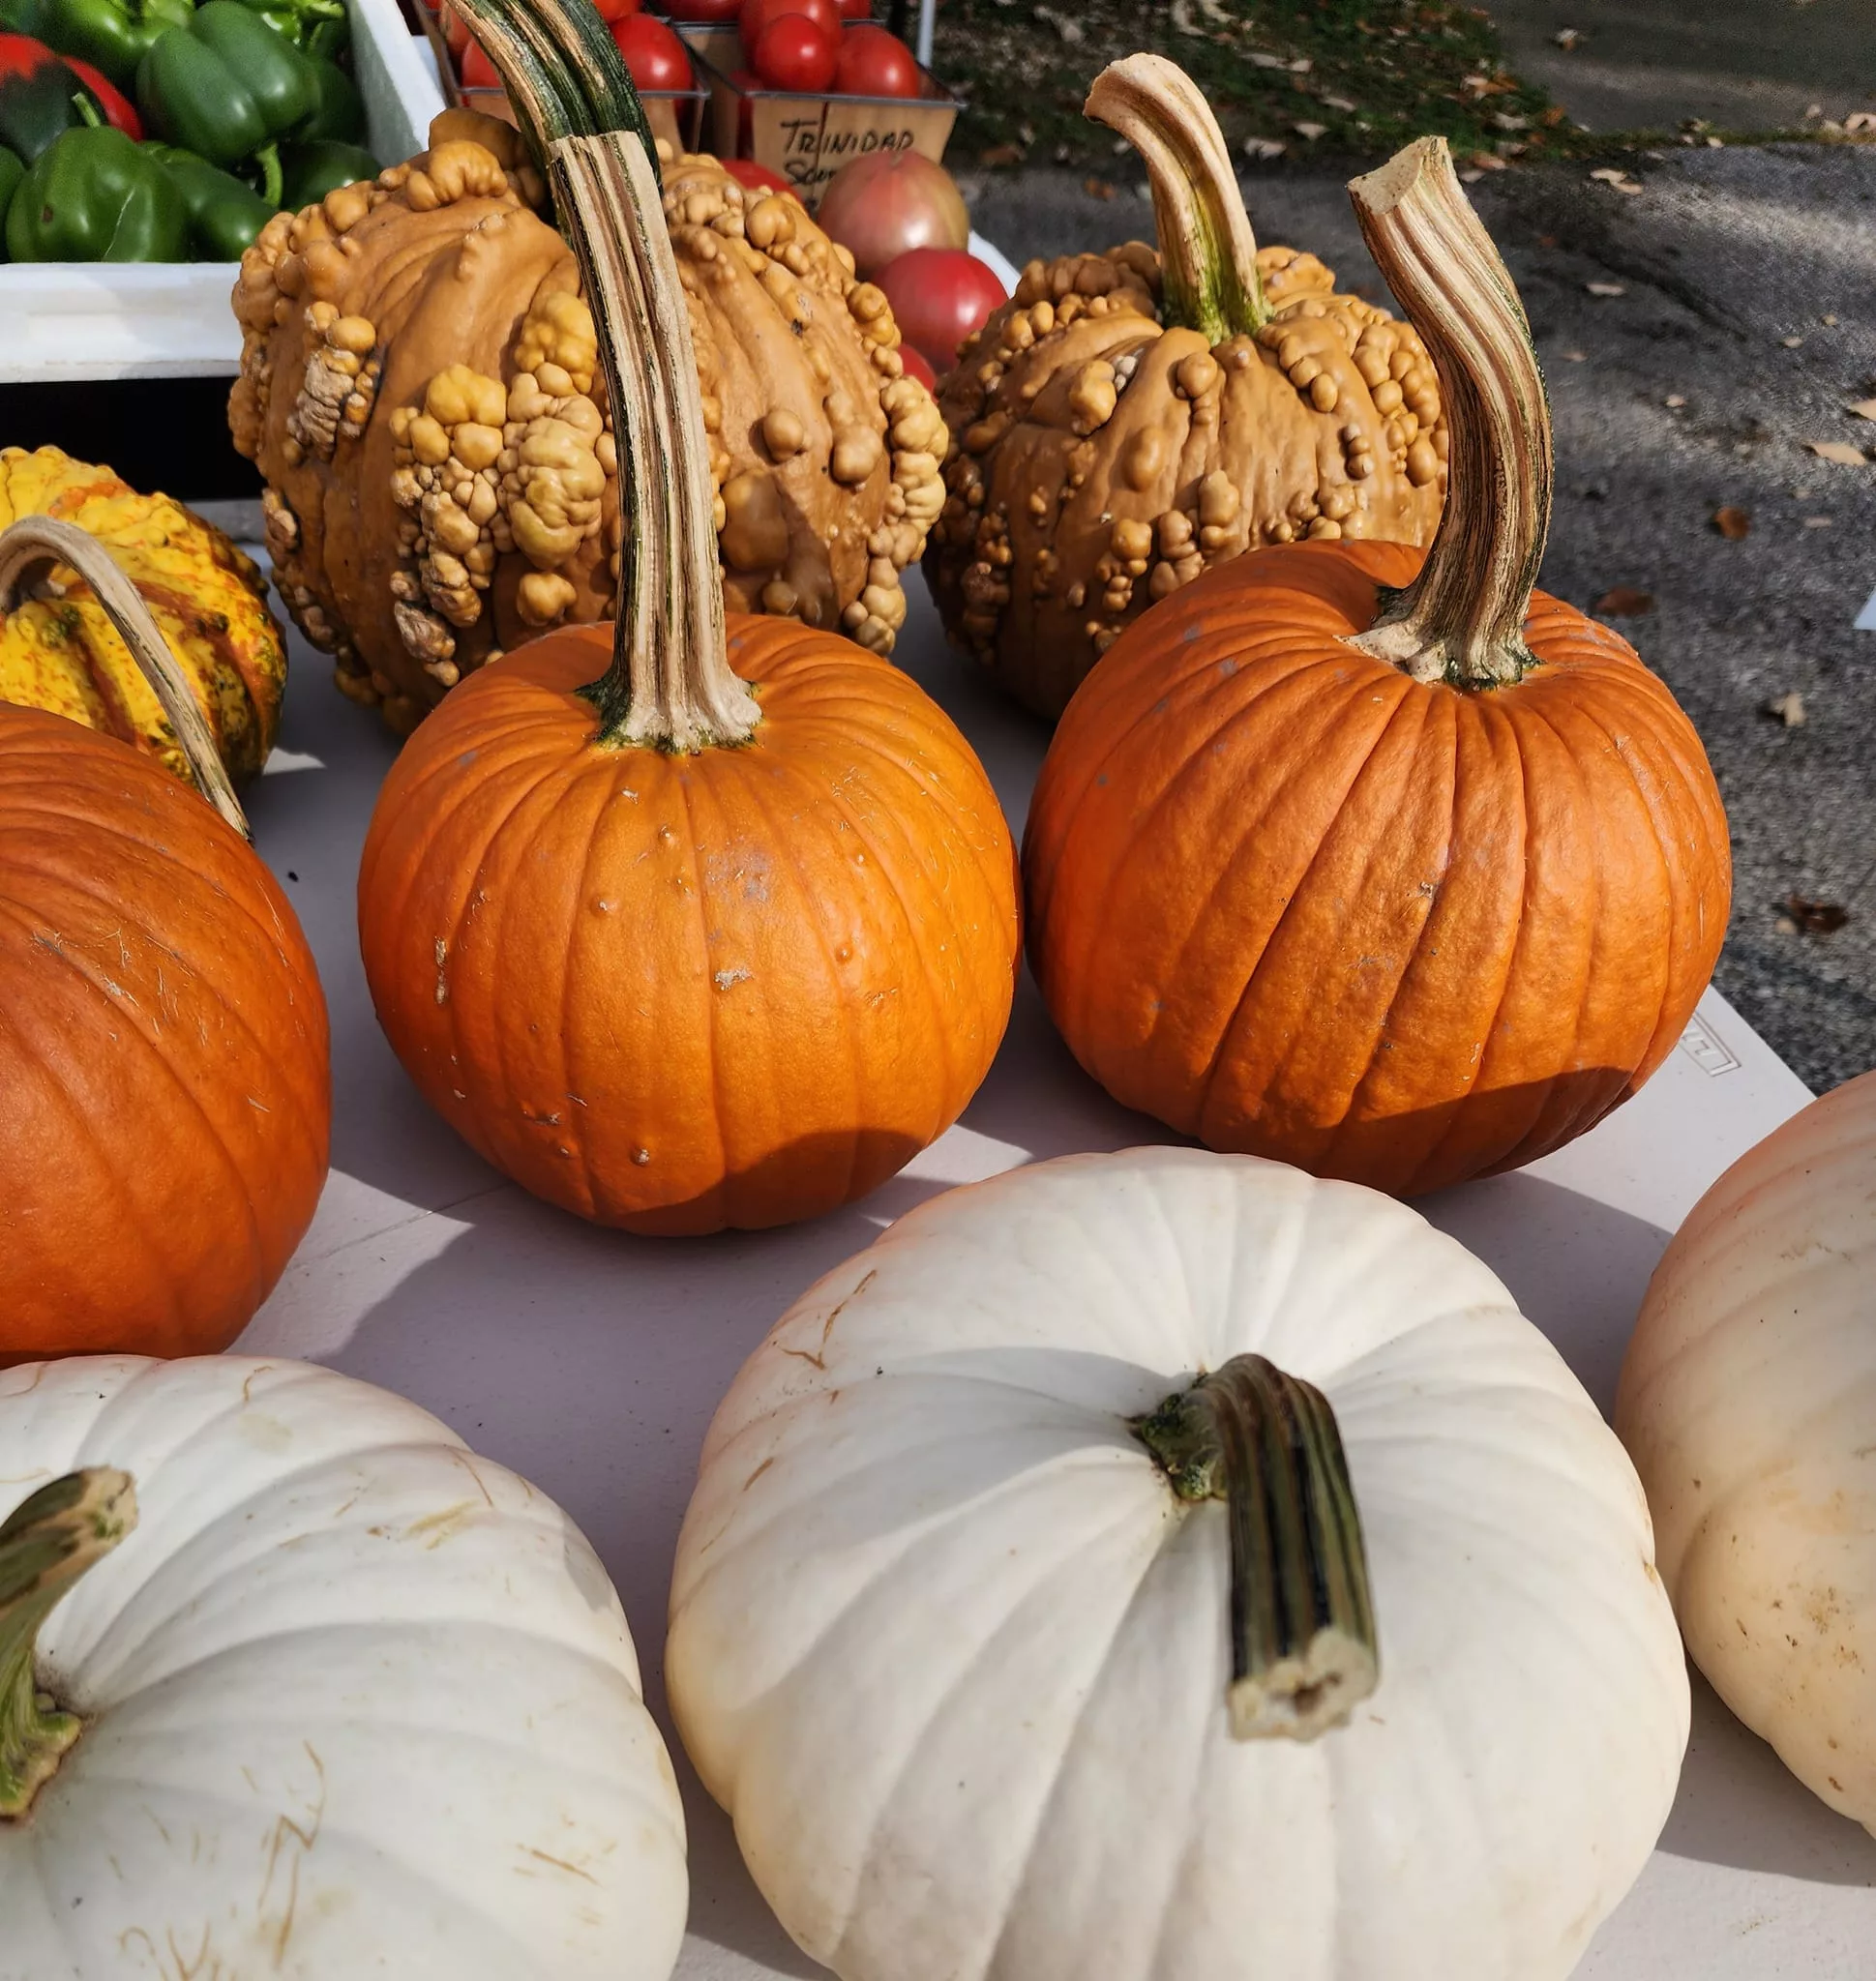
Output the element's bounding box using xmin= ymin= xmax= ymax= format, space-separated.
xmin=235 ymin=566 xmax=1874 ymax=1978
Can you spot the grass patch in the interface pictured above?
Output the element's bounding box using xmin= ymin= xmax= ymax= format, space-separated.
xmin=932 ymin=0 xmax=1572 ymax=172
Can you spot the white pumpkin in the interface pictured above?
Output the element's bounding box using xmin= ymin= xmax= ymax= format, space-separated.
xmin=1618 ymin=1068 xmax=1876 ymax=1831
xmin=0 ymin=1355 xmax=688 ymax=1978
xmin=668 ymin=1146 xmax=1689 ymax=1981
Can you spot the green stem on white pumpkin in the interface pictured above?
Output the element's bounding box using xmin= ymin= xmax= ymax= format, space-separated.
xmin=1134 ymin=1354 xmax=1377 ymax=1740
xmin=0 ymin=1470 xmax=136 ymax=1819
xmin=551 ymin=133 xmax=760 ymax=752
xmin=1342 ymin=136 xmax=1551 ymax=690
xmin=0 ymin=517 xmax=250 ymax=839
xmin=1085 ymin=54 xmax=1270 ymax=344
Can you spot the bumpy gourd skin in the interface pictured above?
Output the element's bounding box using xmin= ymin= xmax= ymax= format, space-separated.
xmin=927 ymin=244 xmax=1449 ymax=720
xmin=0 ymin=446 xmax=285 ymax=784
xmin=232 ymin=122 xmax=946 ymax=735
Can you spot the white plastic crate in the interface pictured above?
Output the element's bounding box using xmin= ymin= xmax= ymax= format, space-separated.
xmin=0 ymin=0 xmax=445 ymax=382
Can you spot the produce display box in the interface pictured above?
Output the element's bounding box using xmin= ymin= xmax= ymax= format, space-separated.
xmin=0 ymin=0 xmax=444 ymax=384
xmin=676 ymin=21 xmax=959 ymax=210
xmin=411 ymin=1 xmax=708 ymax=156
xmin=230 ymin=547 xmax=1872 ymax=1979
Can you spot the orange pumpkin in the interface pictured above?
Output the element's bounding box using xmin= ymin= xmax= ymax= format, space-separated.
xmin=1024 ymin=139 xmax=1731 ymax=1197
xmin=0 ymin=517 xmax=330 ymax=1362
xmin=357 ymin=38 xmax=1018 ymax=1236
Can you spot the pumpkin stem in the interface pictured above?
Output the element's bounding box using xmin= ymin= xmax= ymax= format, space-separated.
xmin=0 ymin=1470 xmax=136 ymax=1820
xmin=0 ymin=517 xmax=250 ymax=839
xmin=1133 ymin=1354 xmax=1377 ymax=1740
xmin=550 ymin=133 xmax=760 ymax=752
xmin=1085 ymin=55 xmax=1269 ymax=343
xmin=1342 ymin=138 xmax=1549 ymax=690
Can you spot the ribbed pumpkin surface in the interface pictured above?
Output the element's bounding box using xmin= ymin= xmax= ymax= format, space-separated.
xmin=0 ymin=448 xmax=286 ymax=784
xmin=359 ymin=617 xmax=1020 ymax=1234
xmin=0 ymin=709 xmax=330 ymax=1359
xmin=1025 ymin=539 xmax=1731 ymax=1197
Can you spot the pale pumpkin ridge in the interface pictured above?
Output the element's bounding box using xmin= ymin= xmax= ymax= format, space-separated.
xmin=1189 ymin=671 xmax=1422 ymax=1123
xmin=1219 ymin=683 xmax=1441 ymax=1143
xmin=0 ymin=851 xmax=326 ymax=1157
xmin=980 ymin=1510 xmax=1204 ymax=1981
xmin=834 ymin=1489 xmax=1166 ymax=1969
xmin=0 ymin=942 xmax=195 ymax=1337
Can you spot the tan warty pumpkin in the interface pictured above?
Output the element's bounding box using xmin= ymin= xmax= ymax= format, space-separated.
xmin=0 ymin=447 xmax=285 ymax=783
xmin=926 ymin=56 xmax=1448 ymax=720
xmin=231 ymin=112 xmax=946 ymax=735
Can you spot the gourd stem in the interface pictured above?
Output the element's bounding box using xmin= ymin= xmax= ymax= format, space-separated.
xmin=0 ymin=517 xmax=250 ymax=839
xmin=551 ymin=133 xmax=759 ymax=752
xmin=1134 ymin=1354 xmax=1377 ymax=1740
xmin=1085 ymin=54 xmax=1268 ymax=342
xmin=0 ymin=1470 xmax=136 ymax=1820
xmin=1342 ymin=137 xmax=1550 ymax=689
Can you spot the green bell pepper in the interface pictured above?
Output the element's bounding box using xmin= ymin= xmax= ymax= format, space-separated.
xmin=227 ymin=0 xmax=340 ymax=56
xmin=38 ymin=0 xmax=192 ymax=90
xmin=0 ymin=140 xmax=24 ymax=252
xmin=7 ymin=117 xmax=185 ymax=256
xmin=136 ymin=0 xmax=313 ymax=198
xmin=0 ymin=0 xmax=53 ymax=41
xmin=296 ymin=49 xmax=355 ymax=140
xmin=143 ymin=135 xmax=266 ymax=253
xmin=277 ymin=131 xmax=368 ymax=208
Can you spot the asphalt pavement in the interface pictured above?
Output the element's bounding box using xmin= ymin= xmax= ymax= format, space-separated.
xmin=961 ymin=143 xmax=1876 ymax=1092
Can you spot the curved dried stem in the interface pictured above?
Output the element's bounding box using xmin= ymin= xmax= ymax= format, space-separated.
xmin=1086 ymin=54 xmax=1268 ymax=342
xmin=0 ymin=517 xmax=249 ymax=838
xmin=1343 ymin=137 xmax=1550 ymax=689
xmin=551 ymin=133 xmax=759 ymax=751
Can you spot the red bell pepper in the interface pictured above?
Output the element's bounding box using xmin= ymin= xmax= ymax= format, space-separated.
xmin=0 ymin=31 xmax=136 ymax=159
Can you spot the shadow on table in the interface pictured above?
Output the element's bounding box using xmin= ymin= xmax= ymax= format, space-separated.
xmin=1659 ymin=1674 xmax=1876 ymax=1887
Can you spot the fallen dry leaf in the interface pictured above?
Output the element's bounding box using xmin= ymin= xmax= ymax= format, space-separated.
xmin=1802 ymin=515 xmax=1834 ymax=528
xmin=1782 ymin=335 xmax=1805 ymax=348
xmin=1847 ymin=111 xmax=1876 ymax=133
xmin=1594 ymin=586 xmax=1655 ymax=617
xmin=1083 ymin=177 xmax=1115 ymax=201
xmin=1761 ymin=692 xmax=1805 ymax=725
xmin=1563 ymin=349 xmax=1587 ymax=362
xmin=1589 ymin=167 xmax=1642 ymax=194
xmin=977 ymin=142 xmax=1025 ymax=167
xmin=1807 ymin=440 xmax=1868 ymax=465
xmin=1322 ymin=94 xmax=1357 ymax=112
xmin=1586 ymin=281 xmax=1626 ymax=298
xmin=1554 ymin=27 xmax=1580 ymax=49
xmin=1713 ymin=505 xmax=1750 ymax=539
xmin=1242 ymin=135 xmax=1287 ymax=162
xmin=1294 ymin=121 xmax=1327 ymax=141
xmin=1249 ymin=50 xmax=1287 ymax=69
xmin=1665 ymin=394 xmax=1687 ymax=408
xmin=1847 ymin=399 xmax=1876 ymax=422
xmin=1785 ymin=894 xmax=1849 ymax=934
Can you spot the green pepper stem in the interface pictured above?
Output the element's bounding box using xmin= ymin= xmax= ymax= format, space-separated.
xmin=72 ymin=91 xmax=104 ymax=129
xmin=1342 ymin=137 xmax=1549 ymax=690
xmin=254 ymin=138 xmax=282 ymax=209
xmin=1134 ymin=1354 xmax=1378 ymax=1740
xmin=1084 ymin=53 xmax=1269 ymax=342
xmin=0 ymin=1471 xmax=136 ymax=1820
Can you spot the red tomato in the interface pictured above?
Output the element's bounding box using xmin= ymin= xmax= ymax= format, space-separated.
xmin=64 ymin=54 xmax=141 ymax=138
xmin=667 ymin=0 xmax=739 ymax=17
xmin=440 ymin=4 xmax=468 ymax=55
xmin=835 ymin=23 xmax=918 ymax=98
xmin=739 ymin=0 xmax=839 ymax=52
xmin=612 ymin=15 xmax=694 ymax=91
xmin=722 ymin=157 xmax=800 ymax=199
xmin=876 ymin=247 xmax=1007 ymax=373
xmin=753 ymin=13 xmax=837 ymax=91
xmin=591 ymin=0 xmax=640 ymax=18
xmin=459 ymin=35 xmax=498 ymax=87
xmin=897 ymin=342 xmax=937 ymax=392
xmin=837 ymin=0 xmax=871 ymax=15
